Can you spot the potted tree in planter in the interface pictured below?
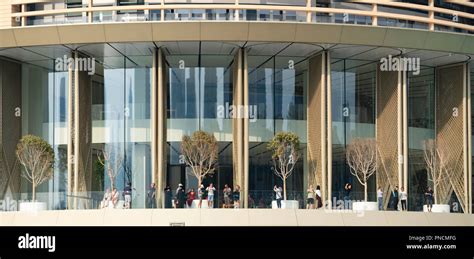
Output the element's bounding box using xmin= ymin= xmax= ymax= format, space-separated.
xmin=16 ymin=135 xmax=54 ymax=212
xmin=346 ymin=138 xmax=378 ymax=211
xmin=181 ymin=131 xmax=218 ymax=208
xmin=422 ymin=139 xmax=453 ymax=213
xmin=267 ymin=132 xmax=300 ymax=209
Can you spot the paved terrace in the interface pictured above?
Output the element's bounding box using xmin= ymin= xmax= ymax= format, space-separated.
xmin=0 ymin=209 xmax=472 ymax=226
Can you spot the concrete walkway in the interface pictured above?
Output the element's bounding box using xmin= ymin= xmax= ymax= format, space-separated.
xmin=0 ymin=209 xmax=473 ymax=226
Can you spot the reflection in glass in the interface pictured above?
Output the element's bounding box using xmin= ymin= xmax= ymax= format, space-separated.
xmin=330 ymin=59 xmax=376 ymax=202
xmin=90 ymin=51 xmax=152 ymax=209
xmin=165 ymin=42 xmax=235 ymax=199
xmin=247 ymin=47 xmax=308 ymax=207
xmin=407 ymin=67 xmax=435 ymax=211
xmin=21 ymin=63 xmax=68 ymax=210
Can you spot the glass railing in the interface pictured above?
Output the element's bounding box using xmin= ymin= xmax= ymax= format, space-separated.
xmin=0 ymin=189 xmax=466 ymax=212
xmin=9 ymin=2 xmax=474 ymax=34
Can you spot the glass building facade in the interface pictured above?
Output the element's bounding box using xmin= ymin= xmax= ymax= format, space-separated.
xmin=330 ymin=58 xmax=376 ymax=201
xmin=0 ymin=40 xmax=471 ymax=213
xmin=407 ymin=66 xmax=435 ymax=211
xmin=247 ymin=43 xmax=309 ymax=208
xmin=0 ymin=0 xmax=471 ymax=221
xmin=166 ymin=42 xmax=235 ymax=208
xmin=21 ymin=62 xmax=69 ymax=210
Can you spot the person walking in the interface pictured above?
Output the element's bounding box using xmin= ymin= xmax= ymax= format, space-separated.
xmin=232 ymin=185 xmax=241 ymax=209
xmin=147 ymin=183 xmax=156 ymax=208
xmin=391 ymin=186 xmax=399 ymax=211
xmin=164 ymin=185 xmax=172 ymax=208
xmin=377 ymin=187 xmax=383 ymax=211
xmin=425 ymin=187 xmax=434 ymax=212
xmin=223 ymin=184 xmax=232 ymax=208
xmin=306 ymin=184 xmax=315 ymax=209
xmin=274 ymin=185 xmax=283 ymax=208
xmin=400 ymin=187 xmax=408 ymax=211
xmin=206 ymin=183 xmax=216 ymax=208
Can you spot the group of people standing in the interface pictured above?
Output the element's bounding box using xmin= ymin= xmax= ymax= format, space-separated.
xmin=107 ymin=181 xmax=438 ymax=212
xmin=101 ymin=182 xmax=134 ymax=209
xmin=163 ymin=183 xmax=241 ymax=209
xmin=272 ymin=184 xmax=323 ymax=209
xmin=377 ymin=186 xmax=436 ymax=212
xmin=306 ymin=185 xmax=323 ymax=209
xmin=377 ymin=186 xmax=408 ymax=211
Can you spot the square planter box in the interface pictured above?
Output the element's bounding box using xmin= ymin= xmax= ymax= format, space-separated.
xmin=19 ymin=202 xmax=47 ymax=212
xmin=271 ymin=200 xmax=299 ymax=209
xmin=423 ymin=204 xmax=450 ymax=213
xmin=352 ymin=201 xmax=378 ymax=211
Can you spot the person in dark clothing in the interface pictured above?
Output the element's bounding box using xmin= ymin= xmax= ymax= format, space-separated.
xmin=274 ymin=185 xmax=282 ymax=208
xmin=391 ymin=186 xmax=399 ymax=211
xmin=343 ymin=183 xmax=352 ymax=200
xmin=316 ymin=185 xmax=322 ymax=209
xmin=425 ymin=187 xmax=434 ymax=212
xmin=343 ymin=183 xmax=352 ymax=209
xmin=164 ymin=185 xmax=172 ymax=208
xmin=147 ymin=183 xmax=156 ymax=208
xmin=232 ymin=185 xmax=241 ymax=209
xmin=176 ymin=184 xmax=186 ymax=208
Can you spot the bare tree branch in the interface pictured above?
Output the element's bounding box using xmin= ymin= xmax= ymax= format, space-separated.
xmin=346 ymin=138 xmax=377 ymax=202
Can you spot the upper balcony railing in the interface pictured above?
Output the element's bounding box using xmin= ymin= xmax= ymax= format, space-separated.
xmin=8 ymin=0 xmax=474 ymax=34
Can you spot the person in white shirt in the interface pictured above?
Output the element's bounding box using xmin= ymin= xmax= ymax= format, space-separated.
xmin=377 ymin=187 xmax=383 ymax=211
xmin=206 ymin=183 xmax=216 ymax=208
xmin=315 ymin=185 xmax=322 ymax=209
xmin=400 ymin=187 xmax=408 ymax=211
xmin=274 ymin=185 xmax=283 ymax=208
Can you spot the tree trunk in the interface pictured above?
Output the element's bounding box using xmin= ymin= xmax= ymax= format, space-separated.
xmin=32 ymin=183 xmax=36 ymax=202
xmin=198 ymin=177 xmax=202 ymax=190
xmin=364 ymin=183 xmax=367 ymax=202
xmin=283 ymin=178 xmax=287 ymax=200
xmin=433 ymin=183 xmax=437 ymax=204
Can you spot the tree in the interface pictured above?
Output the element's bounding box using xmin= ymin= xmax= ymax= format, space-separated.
xmin=267 ymin=132 xmax=300 ymax=201
xmin=181 ymin=131 xmax=218 ymax=188
xmin=346 ymin=138 xmax=377 ymax=202
xmin=16 ymin=135 xmax=55 ymax=201
xmin=422 ymin=139 xmax=453 ymax=204
xmin=97 ymin=144 xmax=124 ymax=190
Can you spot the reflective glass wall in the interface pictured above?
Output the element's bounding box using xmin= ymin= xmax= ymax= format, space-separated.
xmin=330 ymin=59 xmax=376 ymax=201
xmin=21 ymin=62 xmax=69 ymax=209
xmin=247 ymin=43 xmax=309 ymax=208
xmin=407 ymin=66 xmax=435 ymax=211
xmin=84 ymin=44 xmax=152 ymax=209
xmin=165 ymin=42 xmax=235 ymax=208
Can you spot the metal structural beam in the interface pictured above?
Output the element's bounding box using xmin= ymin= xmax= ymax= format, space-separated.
xmin=376 ymin=66 xmax=402 ymax=209
xmin=436 ymin=63 xmax=468 ymax=213
xmin=232 ymin=48 xmax=244 ymax=206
